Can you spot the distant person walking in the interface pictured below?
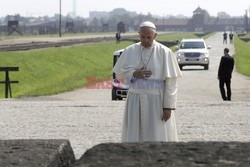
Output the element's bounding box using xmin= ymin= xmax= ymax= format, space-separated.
xmin=229 ymin=32 xmax=234 ymax=44
xmin=115 ymin=32 xmax=121 ymax=43
xmin=223 ymin=32 xmax=228 ymax=44
xmin=218 ymin=48 xmax=234 ymax=101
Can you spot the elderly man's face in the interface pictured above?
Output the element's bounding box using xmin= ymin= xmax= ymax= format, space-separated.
xmin=139 ymin=27 xmax=157 ymax=48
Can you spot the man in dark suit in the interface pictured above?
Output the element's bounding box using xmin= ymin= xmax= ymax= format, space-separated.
xmin=218 ymin=48 xmax=234 ymax=101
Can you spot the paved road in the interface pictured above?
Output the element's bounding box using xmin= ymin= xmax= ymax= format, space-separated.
xmin=178 ymin=32 xmax=250 ymax=102
xmin=0 ymin=33 xmax=250 ymax=159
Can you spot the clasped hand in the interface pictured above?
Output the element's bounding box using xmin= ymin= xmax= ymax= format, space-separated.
xmin=133 ymin=68 xmax=152 ymax=79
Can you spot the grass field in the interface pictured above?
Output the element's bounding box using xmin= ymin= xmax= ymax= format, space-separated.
xmin=0 ymin=41 xmax=132 ymax=98
xmin=0 ymin=32 xmax=211 ymax=98
xmin=156 ymin=32 xmax=211 ymax=51
xmin=234 ymin=35 xmax=250 ymax=77
xmin=156 ymin=33 xmax=199 ymax=41
xmin=239 ymin=33 xmax=250 ymax=39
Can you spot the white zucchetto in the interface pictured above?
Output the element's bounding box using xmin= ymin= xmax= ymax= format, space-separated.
xmin=139 ymin=21 xmax=156 ymax=30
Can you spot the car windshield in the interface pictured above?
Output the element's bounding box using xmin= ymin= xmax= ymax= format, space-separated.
xmin=180 ymin=41 xmax=205 ymax=49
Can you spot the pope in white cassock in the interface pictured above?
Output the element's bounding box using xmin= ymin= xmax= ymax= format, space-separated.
xmin=113 ymin=21 xmax=182 ymax=142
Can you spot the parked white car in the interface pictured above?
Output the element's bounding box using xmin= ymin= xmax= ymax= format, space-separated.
xmin=176 ymin=38 xmax=211 ymax=70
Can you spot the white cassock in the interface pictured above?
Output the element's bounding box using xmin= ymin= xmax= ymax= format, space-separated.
xmin=113 ymin=40 xmax=182 ymax=142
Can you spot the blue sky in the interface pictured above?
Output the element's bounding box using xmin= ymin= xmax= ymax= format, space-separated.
xmin=1 ymin=0 xmax=249 ymax=17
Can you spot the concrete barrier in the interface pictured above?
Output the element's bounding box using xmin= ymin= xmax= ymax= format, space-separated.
xmin=74 ymin=142 xmax=250 ymax=167
xmin=1 ymin=141 xmax=250 ymax=166
xmin=0 ymin=139 xmax=75 ymax=167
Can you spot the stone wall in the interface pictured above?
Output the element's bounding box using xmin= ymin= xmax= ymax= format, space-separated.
xmin=75 ymin=142 xmax=250 ymax=167
xmin=0 ymin=139 xmax=75 ymax=167
xmin=1 ymin=140 xmax=250 ymax=167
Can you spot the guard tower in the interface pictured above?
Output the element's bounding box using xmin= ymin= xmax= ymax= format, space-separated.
xmin=102 ymin=23 xmax=109 ymax=32
xmin=65 ymin=18 xmax=75 ymax=33
xmin=117 ymin=21 xmax=126 ymax=33
xmin=7 ymin=16 xmax=23 ymax=36
xmin=192 ymin=7 xmax=205 ymax=31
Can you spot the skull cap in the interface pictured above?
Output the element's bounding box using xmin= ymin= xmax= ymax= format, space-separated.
xmin=139 ymin=21 xmax=156 ymax=30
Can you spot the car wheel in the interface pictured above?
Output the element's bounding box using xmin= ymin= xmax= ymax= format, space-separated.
xmin=204 ymin=64 xmax=209 ymax=70
xmin=179 ymin=65 xmax=183 ymax=70
xmin=112 ymin=88 xmax=117 ymax=100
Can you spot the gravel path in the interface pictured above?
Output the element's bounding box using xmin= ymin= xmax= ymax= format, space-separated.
xmin=0 ymin=32 xmax=249 ymax=159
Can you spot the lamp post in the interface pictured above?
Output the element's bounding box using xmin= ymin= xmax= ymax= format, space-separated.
xmin=59 ymin=0 xmax=62 ymax=37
